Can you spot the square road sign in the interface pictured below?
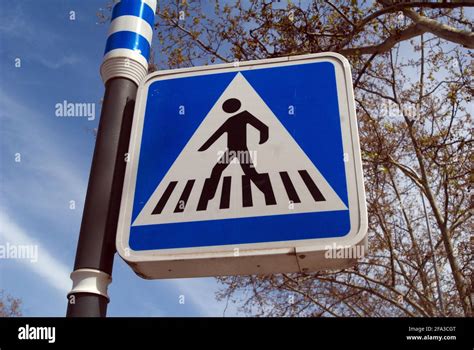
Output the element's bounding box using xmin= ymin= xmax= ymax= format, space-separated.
xmin=116 ymin=53 xmax=367 ymax=279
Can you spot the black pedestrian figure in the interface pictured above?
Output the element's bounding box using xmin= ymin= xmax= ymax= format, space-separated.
xmin=197 ymin=98 xmax=277 ymax=210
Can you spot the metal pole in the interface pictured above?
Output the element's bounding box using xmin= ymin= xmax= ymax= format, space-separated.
xmin=67 ymin=0 xmax=157 ymax=317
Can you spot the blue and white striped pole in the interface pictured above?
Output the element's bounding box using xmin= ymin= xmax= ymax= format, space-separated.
xmin=101 ymin=0 xmax=157 ymax=85
xmin=67 ymin=0 xmax=157 ymax=317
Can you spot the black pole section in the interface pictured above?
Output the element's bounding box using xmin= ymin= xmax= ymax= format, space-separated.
xmin=67 ymin=77 xmax=137 ymax=317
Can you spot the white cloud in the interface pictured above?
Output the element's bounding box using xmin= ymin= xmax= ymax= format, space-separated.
xmin=0 ymin=209 xmax=71 ymax=294
xmin=0 ymin=3 xmax=86 ymax=70
xmin=0 ymin=89 xmax=87 ymax=213
xmin=0 ymin=91 xmax=83 ymax=297
xmin=0 ymin=3 xmax=62 ymax=47
xmin=31 ymin=54 xmax=83 ymax=70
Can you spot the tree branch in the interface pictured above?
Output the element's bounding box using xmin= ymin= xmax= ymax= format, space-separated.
xmin=402 ymin=7 xmax=474 ymax=48
xmin=359 ymin=1 xmax=474 ymax=30
xmin=340 ymin=24 xmax=425 ymax=55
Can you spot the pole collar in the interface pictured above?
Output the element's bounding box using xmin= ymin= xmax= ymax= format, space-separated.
xmin=68 ymin=268 xmax=112 ymax=301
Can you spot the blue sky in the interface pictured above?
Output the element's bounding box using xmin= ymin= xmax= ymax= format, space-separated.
xmin=0 ymin=0 xmax=240 ymax=317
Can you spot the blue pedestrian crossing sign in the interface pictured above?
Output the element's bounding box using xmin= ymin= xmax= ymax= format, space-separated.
xmin=117 ymin=53 xmax=367 ymax=279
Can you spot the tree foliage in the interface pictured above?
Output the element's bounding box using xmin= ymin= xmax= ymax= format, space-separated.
xmin=0 ymin=290 xmax=22 ymax=317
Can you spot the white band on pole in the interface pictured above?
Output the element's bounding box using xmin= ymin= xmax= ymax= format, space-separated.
xmin=108 ymin=16 xmax=153 ymax=45
xmin=68 ymin=268 xmax=112 ymax=300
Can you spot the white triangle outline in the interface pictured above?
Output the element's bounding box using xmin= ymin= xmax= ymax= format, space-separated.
xmin=133 ymin=73 xmax=348 ymax=226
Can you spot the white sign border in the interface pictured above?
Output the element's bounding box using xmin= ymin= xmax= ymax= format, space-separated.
xmin=116 ymin=52 xmax=368 ymax=278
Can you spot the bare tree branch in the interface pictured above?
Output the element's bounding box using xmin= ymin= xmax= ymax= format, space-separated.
xmin=340 ymin=24 xmax=425 ymax=55
xmin=402 ymin=7 xmax=474 ymax=48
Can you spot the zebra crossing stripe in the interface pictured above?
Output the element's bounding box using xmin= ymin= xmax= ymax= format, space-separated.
xmin=279 ymin=171 xmax=301 ymax=204
xmin=174 ymin=180 xmax=195 ymax=213
xmin=220 ymin=176 xmax=232 ymax=209
xmin=242 ymin=175 xmax=253 ymax=208
xmin=298 ymin=170 xmax=325 ymax=202
xmin=152 ymin=181 xmax=177 ymax=215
